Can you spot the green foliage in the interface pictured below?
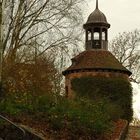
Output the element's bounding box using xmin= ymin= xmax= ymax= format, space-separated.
xmin=0 ymin=119 xmax=6 ymax=125
xmin=71 ymin=77 xmax=133 ymax=122
xmin=0 ymin=93 xmax=36 ymax=115
xmin=46 ymin=97 xmax=113 ymax=136
xmin=0 ymin=94 xmax=113 ymax=137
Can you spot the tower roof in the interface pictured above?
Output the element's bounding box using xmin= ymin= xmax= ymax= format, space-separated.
xmin=86 ymin=0 xmax=108 ymax=24
xmin=62 ymin=50 xmax=131 ymax=76
xmin=63 ymin=1 xmax=131 ymax=77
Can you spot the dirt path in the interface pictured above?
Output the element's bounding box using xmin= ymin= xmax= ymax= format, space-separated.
xmin=125 ymin=126 xmax=140 ymax=140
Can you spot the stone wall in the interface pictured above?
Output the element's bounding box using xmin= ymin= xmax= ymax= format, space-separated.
xmin=0 ymin=123 xmax=45 ymax=140
xmin=65 ymin=71 xmax=129 ymax=98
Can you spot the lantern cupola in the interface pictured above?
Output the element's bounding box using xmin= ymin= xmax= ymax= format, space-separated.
xmin=83 ymin=0 xmax=110 ymax=50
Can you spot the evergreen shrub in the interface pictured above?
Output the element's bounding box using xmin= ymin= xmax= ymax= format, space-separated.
xmin=0 ymin=94 xmax=113 ymax=137
xmin=47 ymin=97 xmax=113 ymax=136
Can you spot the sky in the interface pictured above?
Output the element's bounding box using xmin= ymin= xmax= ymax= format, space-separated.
xmin=84 ymin=0 xmax=140 ymax=39
xmin=84 ymin=0 xmax=140 ymax=119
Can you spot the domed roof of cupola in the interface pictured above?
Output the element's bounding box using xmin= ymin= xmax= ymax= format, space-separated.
xmin=86 ymin=0 xmax=108 ymax=24
xmin=87 ymin=9 xmax=107 ymax=23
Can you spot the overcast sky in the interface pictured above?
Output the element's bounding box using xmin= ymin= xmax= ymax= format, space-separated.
xmin=84 ymin=0 xmax=140 ymax=39
xmin=84 ymin=0 xmax=140 ymax=119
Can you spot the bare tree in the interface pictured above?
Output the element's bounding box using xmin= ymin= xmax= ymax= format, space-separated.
xmin=109 ymin=29 xmax=140 ymax=84
xmin=0 ymin=0 xmax=85 ymax=95
xmin=2 ymin=0 xmax=84 ymax=65
xmin=3 ymin=55 xmax=58 ymax=95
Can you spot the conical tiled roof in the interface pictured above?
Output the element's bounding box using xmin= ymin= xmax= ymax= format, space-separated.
xmin=63 ymin=50 xmax=131 ymax=75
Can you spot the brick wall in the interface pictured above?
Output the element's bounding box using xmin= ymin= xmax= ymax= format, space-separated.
xmin=65 ymin=71 xmax=129 ymax=98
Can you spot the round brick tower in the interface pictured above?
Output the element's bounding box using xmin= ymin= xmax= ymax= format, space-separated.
xmin=62 ymin=0 xmax=131 ymax=98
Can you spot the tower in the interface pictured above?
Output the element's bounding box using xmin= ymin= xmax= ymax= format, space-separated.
xmin=62 ymin=0 xmax=131 ymax=98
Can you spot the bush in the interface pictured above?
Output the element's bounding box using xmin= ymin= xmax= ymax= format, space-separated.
xmin=0 ymin=93 xmax=36 ymax=115
xmin=46 ymin=97 xmax=113 ymax=136
xmin=71 ymin=77 xmax=133 ymax=122
xmin=0 ymin=94 xmax=113 ymax=137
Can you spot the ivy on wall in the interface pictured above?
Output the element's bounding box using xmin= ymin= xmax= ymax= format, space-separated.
xmin=71 ymin=76 xmax=133 ymax=122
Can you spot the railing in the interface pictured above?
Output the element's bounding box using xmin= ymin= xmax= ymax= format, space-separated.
xmin=86 ymin=40 xmax=108 ymax=50
xmin=119 ymin=120 xmax=129 ymax=140
xmin=0 ymin=114 xmax=26 ymax=139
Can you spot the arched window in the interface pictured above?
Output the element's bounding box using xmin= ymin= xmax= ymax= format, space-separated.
xmin=94 ymin=32 xmax=99 ymax=40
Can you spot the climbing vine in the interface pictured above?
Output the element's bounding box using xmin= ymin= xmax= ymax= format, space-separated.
xmin=71 ymin=76 xmax=133 ymax=122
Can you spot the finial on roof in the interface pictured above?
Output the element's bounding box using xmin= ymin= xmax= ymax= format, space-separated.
xmin=96 ymin=0 xmax=98 ymax=9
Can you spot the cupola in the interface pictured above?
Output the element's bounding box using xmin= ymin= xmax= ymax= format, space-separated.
xmin=83 ymin=0 xmax=110 ymax=50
